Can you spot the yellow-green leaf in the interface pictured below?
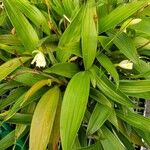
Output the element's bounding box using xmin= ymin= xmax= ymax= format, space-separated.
xmin=29 ymin=86 xmax=60 ymax=150
xmin=0 ymin=57 xmax=30 ymax=81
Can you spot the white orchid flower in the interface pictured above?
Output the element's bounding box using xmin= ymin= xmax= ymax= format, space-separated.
xmin=0 ymin=2 xmax=4 ymax=9
xmin=31 ymin=50 xmax=46 ymax=68
xmin=129 ymin=18 xmax=142 ymax=25
xmin=118 ymin=60 xmax=133 ymax=70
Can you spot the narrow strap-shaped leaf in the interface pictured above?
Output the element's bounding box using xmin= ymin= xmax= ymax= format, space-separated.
xmin=119 ymin=80 xmax=150 ymax=93
xmin=3 ymin=88 xmax=46 ymax=122
xmin=3 ymin=0 xmax=39 ymax=51
xmin=44 ymin=62 xmax=79 ymax=78
xmin=87 ymin=103 xmax=112 ymax=135
xmin=100 ymin=126 xmax=126 ymax=150
xmin=56 ymin=7 xmax=84 ymax=62
xmin=14 ymin=0 xmax=50 ymax=35
xmin=63 ymin=0 xmax=75 ymax=17
xmin=110 ymin=32 xmax=139 ymax=63
xmin=0 ymin=87 xmax=27 ymax=110
xmin=90 ymin=66 xmax=134 ymax=107
xmin=29 ymin=86 xmax=60 ymax=150
xmin=97 ymin=53 xmax=119 ymax=86
xmin=0 ymin=113 xmax=32 ymax=124
xmin=99 ymin=1 xmax=149 ymax=33
xmin=60 ymin=71 xmax=90 ymax=150
xmin=0 ymin=57 xmax=30 ymax=81
xmin=21 ymin=79 xmax=51 ymax=106
xmin=48 ymin=95 xmax=62 ymax=150
xmin=0 ymin=130 xmax=15 ymax=150
xmin=81 ymin=1 xmax=97 ymax=69
xmin=117 ymin=110 xmax=150 ymax=133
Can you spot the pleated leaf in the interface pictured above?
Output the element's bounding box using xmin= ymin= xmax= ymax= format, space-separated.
xmin=21 ymin=79 xmax=51 ymax=106
xmin=0 ymin=130 xmax=15 ymax=150
xmin=60 ymin=71 xmax=90 ymax=150
xmin=117 ymin=111 xmax=150 ymax=133
xmin=44 ymin=62 xmax=79 ymax=78
xmin=56 ymin=7 xmax=84 ymax=62
xmin=14 ymin=0 xmax=50 ymax=35
xmin=81 ymin=1 xmax=97 ymax=69
xmin=97 ymin=53 xmax=119 ymax=86
xmin=99 ymin=1 xmax=149 ymax=33
xmin=0 ymin=57 xmax=30 ymax=81
xmin=87 ymin=103 xmax=112 ymax=135
xmin=91 ymin=66 xmax=134 ymax=107
xmin=111 ymin=32 xmax=139 ymax=63
xmin=101 ymin=126 xmax=126 ymax=150
xmin=3 ymin=0 xmax=39 ymax=51
xmin=30 ymin=86 xmax=60 ymax=150
xmin=119 ymin=80 xmax=150 ymax=93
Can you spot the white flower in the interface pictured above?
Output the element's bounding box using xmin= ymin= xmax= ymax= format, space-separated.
xmin=129 ymin=18 xmax=142 ymax=25
xmin=118 ymin=60 xmax=133 ymax=70
xmin=31 ymin=50 xmax=46 ymax=68
xmin=0 ymin=2 xmax=4 ymax=9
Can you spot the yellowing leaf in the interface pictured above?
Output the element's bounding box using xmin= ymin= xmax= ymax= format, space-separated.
xmin=29 ymin=86 xmax=60 ymax=150
xmin=0 ymin=57 xmax=30 ymax=81
xmin=21 ymin=79 xmax=51 ymax=106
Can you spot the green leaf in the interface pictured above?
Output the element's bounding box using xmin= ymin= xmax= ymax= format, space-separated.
xmin=44 ymin=62 xmax=79 ymax=78
xmin=0 ymin=87 xmax=27 ymax=110
xmin=14 ymin=0 xmax=50 ymax=35
xmin=56 ymin=7 xmax=84 ymax=62
xmin=0 ymin=34 xmax=22 ymax=45
xmin=119 ymin=80 xmax=150 ymax=93
xmin=29 ymin=86 xmax=60 ymax=150
xmin=117 ymin=110 xmax=150 ymax=133
xmin=81 ymin=2 xmax=97 ymax=69
xmin=3 ymin=88 xmax=46 ymax=122
xmin=90 ymin=66 xmax=134 ymax=107
xmin=100 ymin=126 xmax=126 ymax=150
xmin=131 ymin=18 xmax=150 ymax=36
xmin=63 ymin=0 xmax=75 ymax=17
xmin=97 ymin=53 xmax=119 ymax=86
xmin=12 ymin=67 xmax=47 ymax=86
xmin=87 ymin=103 xmax=111 ymax=135
xmin=99 ymin=1 xmax=149 ymax=33
xmin=0 ymin=113 xmax=32 ymax=124
xmin=0 ymin=130 xmax=15 ymax=150
xmin=78 ymin=142 xmax=103 ymax=150
xmin=3 ymin=0 xmax=39 ymax=51
xmin=110 ymin=32 xmax=139 ymax=63
xmin=0 ymin=57 xmax=30 ymax=81
xmin=60 ymin=71 xmax=90 ymax=150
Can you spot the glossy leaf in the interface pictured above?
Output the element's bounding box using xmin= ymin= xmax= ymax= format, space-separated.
xmin=87 ymin=103 xmax=112 ymax=135
xmin=99 ymin=1 xmax=149 ymax=33
xmin=56 ymin=7 xmax=84 ymax=62
xmin=81 ymin=1 xmax=97 ymax=69
xmin=97 ymin=53 xmax=119 ymax=86
xmin=60 ymin=72 xmax=90 ymax=150
xmin=3 ymin=0 xmax=39 ymax=51
xmin=117 ymin=111 xmax=150 ymax=133
xmin=14 ymin=0 xmax=50 ymax=35
xmin=100 ymin=126 xmax=126 ymax=150
xmin=44 ymin=62 xmax=79 ymax=78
